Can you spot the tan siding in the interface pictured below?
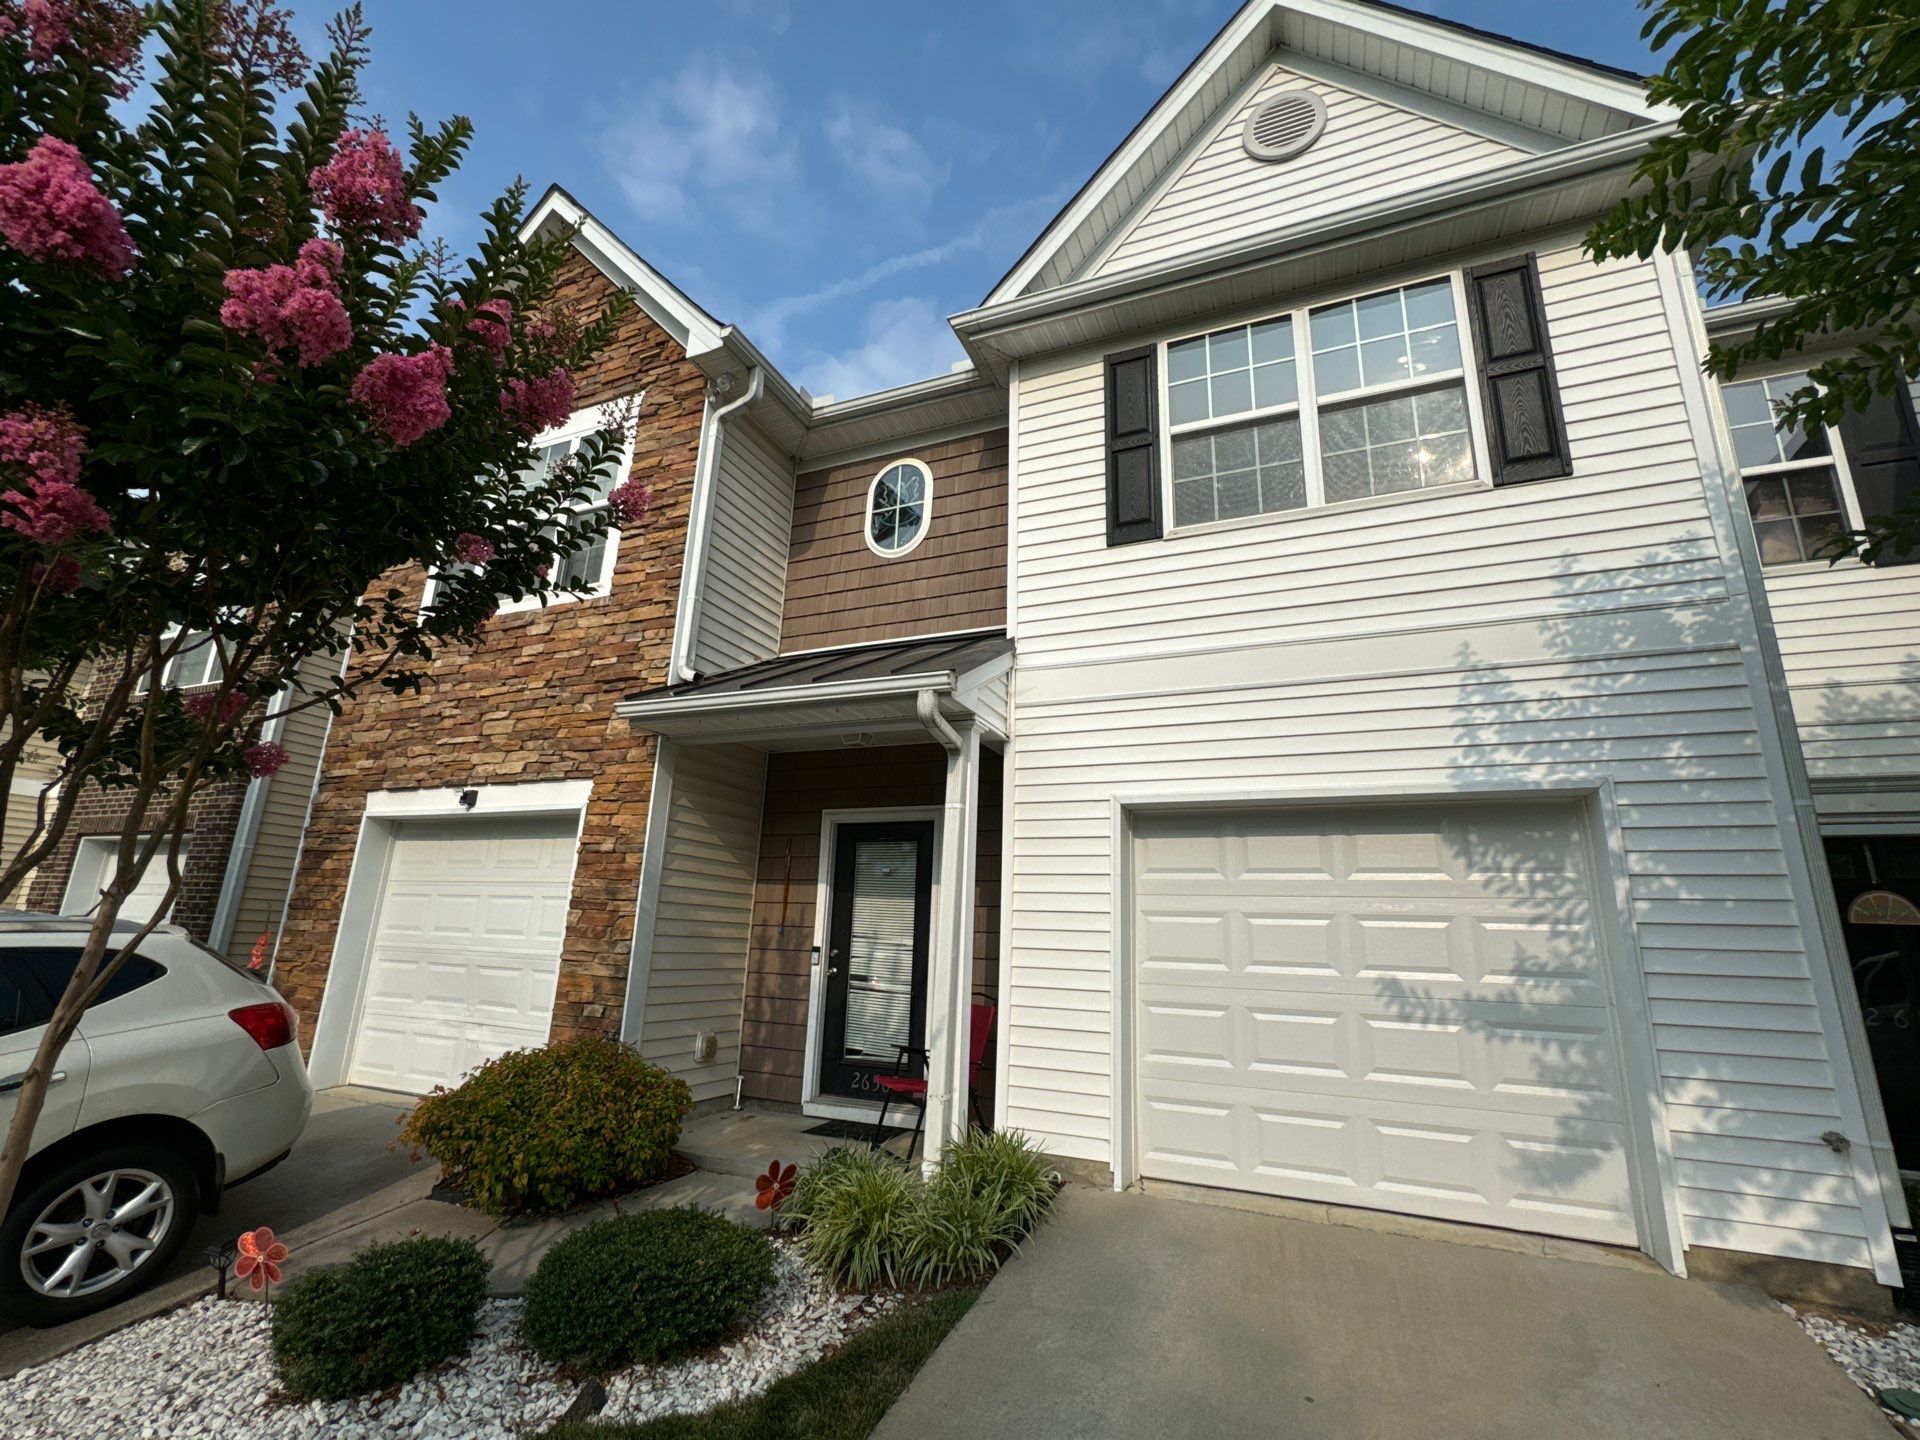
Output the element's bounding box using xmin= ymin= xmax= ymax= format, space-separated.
xmin=694 ymin=420 xmax=793 ymax=673
xmin=780 ymin=430 xmax=1007 ymax=652
xmin=638 ymin=744 xmax=767 ymax=1105
xmin=1094 ymin=62 xmax=1521 ymax=282
xmin=739 ymin=745 xmax=1002 ymax=1107
xmin=2 ymin=732 xmax=64 ymax=908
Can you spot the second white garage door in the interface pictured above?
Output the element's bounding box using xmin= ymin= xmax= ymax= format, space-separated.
xmin=1132 ymin=800 xmax=1640 ymax=1246
xmin=347 ymin=814 xmax=576 ymax=1093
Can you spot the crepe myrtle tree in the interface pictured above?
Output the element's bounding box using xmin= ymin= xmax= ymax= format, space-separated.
xmin=0 ymin=0 xmax=652 ymax=1215
xmin=1586 ymin=0 xmax=1920 ymax=559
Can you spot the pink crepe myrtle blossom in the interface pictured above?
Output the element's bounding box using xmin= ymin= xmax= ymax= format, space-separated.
xmin=608 ymin=478 xmax=650 ymax=527
xmin=351 ymin=344 xmax=453 ymax=447
xmin=453 ymin=531 xmax=494 ymax=566
xmin=499 ymin=370 xmax=574 ymax=436
xmin=242 ymin=740 xmax=288 ymax=777
xmin=30 ymin=553 xmax=80 ymax=593
xmin=182 ymin=689 xmax=248 ymax=727
xmin=464 ymin=298 xmax=512 ymax=358
xmin=0 ymin=134 xmax=136 ymax=276
xmin=1 ymin=1 xmax=143 ymax=90
xmin=219 ymin=239 xmax=350 ymax=367
xmin=308 ymin=128 xmax=421 ymax=242
xmin=0 ymin=403 xmax=85 ymax=488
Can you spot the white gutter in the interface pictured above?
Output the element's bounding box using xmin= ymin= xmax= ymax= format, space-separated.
xmin=617 ymin=669 xmax=961 ymax=723
xmin=669 ymin=365 xmax=763 ymax=685
xmin=206 ymin=704 xmax=289 ymax=955
xmin=915 ymin=688 xmax=965 ymax=754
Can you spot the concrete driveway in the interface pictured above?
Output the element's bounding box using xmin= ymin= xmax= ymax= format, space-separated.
xmin=0 ymin=1085 xmax=422 ymax=1375
xmin=877 ymin=1187 xmax=1897 ymax=1440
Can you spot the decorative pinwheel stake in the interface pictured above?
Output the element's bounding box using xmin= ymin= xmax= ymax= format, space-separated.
xmin=235 ymin=1226 xmax=289 ymax=1309
xmin=754 ymin=1160 xmax=796 ymax=1213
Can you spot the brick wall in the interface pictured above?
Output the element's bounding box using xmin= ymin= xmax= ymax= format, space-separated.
xmin=270 ymin=252 xmax=708 ymax=1049
xmin=25 ymin=775 xmax=249 ymax=940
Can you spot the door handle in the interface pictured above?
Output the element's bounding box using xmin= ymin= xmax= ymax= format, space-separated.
xmin=0 ymin=1070 xmax=65 ymax=1096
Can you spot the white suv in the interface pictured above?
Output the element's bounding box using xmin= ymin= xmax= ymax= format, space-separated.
xmin=0 ymin=916 xmax=313 ymax=1325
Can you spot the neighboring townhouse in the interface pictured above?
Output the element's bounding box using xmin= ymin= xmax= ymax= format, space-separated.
xmin=1 ymin=729 xmax=65 ymax=909
xmin=1702 ymin=295 xmax=1920 ymax=1195
xmin=18 ymin=648 xmax=333 ymax=967
xmin=269 ymin=0 xmax=1911 ymax=1306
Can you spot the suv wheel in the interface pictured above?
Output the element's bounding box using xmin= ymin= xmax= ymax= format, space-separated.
xmin=0 ymin=1143 xmax=200 ymax=1326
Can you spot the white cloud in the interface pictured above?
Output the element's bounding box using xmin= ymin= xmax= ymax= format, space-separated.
xmin=798 ymin=296 xmax=967 ymax=402
xmin=601 ymin=56 xmax=792 ymax=228
xmin=715 ymin=0 xmax=791 ymax=33
xmin=744 ymin=190 xmax=1065 ymax=350
xmin=825 ymin=102 xmax=946 ymax=205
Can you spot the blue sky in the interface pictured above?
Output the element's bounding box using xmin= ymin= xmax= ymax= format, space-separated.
xmin=314 ymin=1 xmax=1660 ymax=402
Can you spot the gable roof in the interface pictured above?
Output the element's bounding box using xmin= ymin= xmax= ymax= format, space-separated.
xmin=986 ymin=0 xmax=1667 ymax=305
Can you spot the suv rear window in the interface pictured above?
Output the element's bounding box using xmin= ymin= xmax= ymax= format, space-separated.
xmin=0 ymin=947 xmax=166 ymax=1037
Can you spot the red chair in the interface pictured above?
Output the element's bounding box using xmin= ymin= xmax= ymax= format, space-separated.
xmin=872 ymin=1002 xmax=997 ymax=1157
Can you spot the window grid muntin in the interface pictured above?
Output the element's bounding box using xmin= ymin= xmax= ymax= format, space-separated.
xmin=866 ymin=460 xmax=931 ymax=557
xmin=1718 ymin=371 xmax=1861 ymax=568
xmin=1160 ymin=272 xmax=1487 ymax=532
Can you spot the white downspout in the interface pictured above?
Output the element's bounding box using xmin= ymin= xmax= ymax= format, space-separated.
xmin=671 ymin=366 xmax=764 ymax=684
xmin=917 ymin=689 xmax=977 ymax=1164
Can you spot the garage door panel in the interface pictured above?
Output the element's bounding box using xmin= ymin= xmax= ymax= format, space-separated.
xmin=347 ymin=815 xmax=576 ymax=1094
xmin=1133 ymin=801 xmax=1640 ymax=1247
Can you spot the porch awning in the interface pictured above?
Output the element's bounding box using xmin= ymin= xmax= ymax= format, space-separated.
xmin=615 ymin=629 xmax=1012 ymax=747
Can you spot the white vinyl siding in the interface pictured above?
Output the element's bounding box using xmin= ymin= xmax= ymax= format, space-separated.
xmin=1093 ymin=63 xmax=1522 ymax=282
xmin=636 ymin=744 xmax=768 ymax=1104
xmin=693 ymin=421 xmax=793 ymax=674
xmin=1005 ymin=239 xmax=1883 ymax=1272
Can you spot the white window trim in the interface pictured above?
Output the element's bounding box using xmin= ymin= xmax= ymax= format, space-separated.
xmin=1157 ymin=270 xmax=1494 ymax=534
xmin=133 ymin=625 xmax=225 ymax=695
xmin=862 ymin=457 xmax=934 ymax=559
xmin=1719 ymin=366 xmax=1865 ymax=571
xmin=422 ymin=397 xmax=640 ymax=614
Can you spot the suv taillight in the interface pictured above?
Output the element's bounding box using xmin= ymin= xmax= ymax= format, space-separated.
xmin=229 ymin=1001 xmax=296 ymax=1051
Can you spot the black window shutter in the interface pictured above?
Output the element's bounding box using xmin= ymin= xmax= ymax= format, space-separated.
xmin=1839 ymin=386 xmax=1920 ymax=567
xmin=1105 ymin=345 xmax=1162 ymax=545
xmin=1463 ymin=254 xmax=1573 ymax=486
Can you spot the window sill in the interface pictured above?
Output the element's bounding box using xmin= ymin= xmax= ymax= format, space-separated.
xmin=494 ymin=587 xmax=614 ymax=617
xmin=1165 ymin=478 xmax=1489 ymax=541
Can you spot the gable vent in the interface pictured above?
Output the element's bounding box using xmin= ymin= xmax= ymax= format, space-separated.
xmin=1242 ymin=91 xmax=1327 ymax=163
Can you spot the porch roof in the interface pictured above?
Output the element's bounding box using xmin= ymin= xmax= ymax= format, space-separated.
xmin=615 ymin=629 xmax=1012 ymax=748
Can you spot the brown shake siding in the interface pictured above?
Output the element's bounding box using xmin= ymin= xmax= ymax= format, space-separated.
xmin=739 ymin=744 xmax=1002 ymax=1108
xmin=779 ymin=429 xmax=1008 ymax=652
xmin=271 ymin=252 xmax=707 ymax=1046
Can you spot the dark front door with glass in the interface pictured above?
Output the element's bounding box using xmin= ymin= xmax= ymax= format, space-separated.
xmin=819 ymin=821 xmax=933 ymax=1102
xmin=1826 ymin=835 xmax=1920 ymax=1171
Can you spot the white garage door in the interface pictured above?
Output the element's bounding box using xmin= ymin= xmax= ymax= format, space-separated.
xmin=347 ymin=815 xmax=575 ymax=1093
xmin=1133 ymin=801 xmax=1640 ymax=1246
xmin=61 ymin=834 xmax=190 ymax=927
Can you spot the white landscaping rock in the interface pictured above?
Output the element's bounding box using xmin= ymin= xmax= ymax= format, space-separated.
xmin=0 ymin=1244 xmax=894 ymax=1439
xmin=1795 ymin=1306 xmax=1920 ymax=1402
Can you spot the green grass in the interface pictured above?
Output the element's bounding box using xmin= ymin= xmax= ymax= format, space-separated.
xmin=542 ymin=1289 xmax=978 ymax=1440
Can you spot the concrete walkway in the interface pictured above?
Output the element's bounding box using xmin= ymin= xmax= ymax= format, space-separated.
xmin=876 ymin=1187 xmax=1897 ymax=1440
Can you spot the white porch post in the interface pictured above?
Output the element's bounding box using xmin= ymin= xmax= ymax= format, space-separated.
xmin=920 ymin=719 xmax=980 ymax=1163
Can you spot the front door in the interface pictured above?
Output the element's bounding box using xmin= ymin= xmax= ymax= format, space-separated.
xmin=1825 ymin=835 xmax=1920 ymax=1170
xmin=819 ymin=820 xmax=934 ymax=1101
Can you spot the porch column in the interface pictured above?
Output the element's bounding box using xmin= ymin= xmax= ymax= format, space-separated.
xmin=920 ymin=717 xmax=980 ymax=1163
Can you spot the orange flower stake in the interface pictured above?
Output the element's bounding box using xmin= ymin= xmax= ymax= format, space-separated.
xmin=754 ymin=1161 xmax=796 ymax=1212
xmin=235 ymin=1226 xmax=289 ymax=1308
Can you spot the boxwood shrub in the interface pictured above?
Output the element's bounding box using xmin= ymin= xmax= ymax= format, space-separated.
xmin=397 ymin=1035 xmax=693 ymax=1216
xmin=270 ymin=1236 xmax=491 ymax=1400
xmin=521 ymin=1208 xmax=775 ymax=1372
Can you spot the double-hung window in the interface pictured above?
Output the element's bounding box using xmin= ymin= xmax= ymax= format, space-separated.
xmin=1165 ymin=275 xmax=1484 ymax=530
xmin=135 ymin=627 xmax=225 ymax=694
xmin=1719 ymin=372 xmax=1851 ymax=567
xmin=424 ymin=401 xmax=636 ymax=614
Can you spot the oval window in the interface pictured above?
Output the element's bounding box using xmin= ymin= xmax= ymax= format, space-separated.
xmin=866 ymin=459 xmax=931 ymax=557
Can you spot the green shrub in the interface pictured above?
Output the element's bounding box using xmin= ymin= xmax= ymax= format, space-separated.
xmin=784 ymin=1132 xmax=1060 ymax=1292
xmin=270 ymin=1236 xmax=491 ymax=1400
xmin=521 ymin=1208 xmax=775 ymax=1372
xmin=398 ymin=1035 xmax=693 ymax=1216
